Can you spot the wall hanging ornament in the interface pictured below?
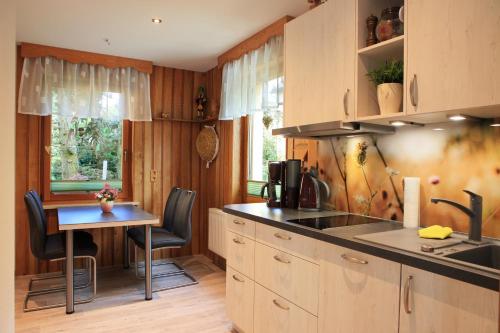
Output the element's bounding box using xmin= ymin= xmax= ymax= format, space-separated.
xmin=196 ymin=125 xmax=219 ymax=168
xmin=195 ymin=86 xmax=208 ymax=120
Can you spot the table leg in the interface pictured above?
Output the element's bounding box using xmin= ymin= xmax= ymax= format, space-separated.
xmin=66 ymin=230 xmax=74 ymax=314
xmin=123 ymin=226 xmax=129 ymax=269
xmin=145 ymin=224 xmax=152 ymax=300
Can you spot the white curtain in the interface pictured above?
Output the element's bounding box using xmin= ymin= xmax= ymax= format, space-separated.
xmin=219 ymin=35 xmax=284 ymax=120
xmin=18 ymin=57 xmax=152 ymax=121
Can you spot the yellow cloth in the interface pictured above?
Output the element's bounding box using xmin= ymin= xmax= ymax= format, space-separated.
xmin=418 ymin=225 xmax=453 ymax=239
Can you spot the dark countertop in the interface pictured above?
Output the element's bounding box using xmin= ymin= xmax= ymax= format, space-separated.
xmin=223 ymin=203 xmax=500 ymax=291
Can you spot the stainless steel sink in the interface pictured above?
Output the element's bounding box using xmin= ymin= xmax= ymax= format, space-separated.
xmin=445 ymin=245 xmax=500 ymax=270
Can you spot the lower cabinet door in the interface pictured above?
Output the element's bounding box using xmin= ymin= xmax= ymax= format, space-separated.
xmin=226 ymin=267 xmax=255 ymax=333
xmin=254 ymin=284 xmax=317 ymax=333
xmin=318 ymin=243 xmax=401 ymax=333
xmin=399 ymin=265 xmax=499 ymax=333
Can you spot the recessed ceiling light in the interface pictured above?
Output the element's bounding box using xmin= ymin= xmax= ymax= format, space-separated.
xmin=491 ymin=123 xmax=500 ymax=127
xmin=448 ymin=114 xmax=467 ymax=121
xmin=152 ymin=18 xmax=162 ymax=24
xmin=490 ymin=118 xmax=500 ymax=127
xmin=432 ymin=128 xmax=445 ymax=131
xmin=390 ymin=121 xmax=407 ymax=127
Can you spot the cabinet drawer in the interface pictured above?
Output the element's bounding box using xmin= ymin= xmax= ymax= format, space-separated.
xmin=226 ymin=267 xmax=254 ymax=333
xmin=256 ymin=223 xmax=319 ymax=263
xmin=254 ymin=242 xmax=319 ymax=315
xmin=226 ymin=231 xmax=255 ymax=279
xmin=226 ymin=214 xmax=256 ymax=239
xmin=254 ymin=284 xmax=317 ymax=333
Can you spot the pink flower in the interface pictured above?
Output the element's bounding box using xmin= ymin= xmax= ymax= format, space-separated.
xmin=103 ymin=183 xmax=111 ymax=190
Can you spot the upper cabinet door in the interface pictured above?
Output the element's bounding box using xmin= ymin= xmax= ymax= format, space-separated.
xmin=284 ymin=1 xmax=356 ymax=127
xmin=284 ymin=7 xmax=326 ymax=127
xmin=406 ymin=0 xmax=500 ymax=114
xmin=324 ymin=0 xmax=356 ymax=122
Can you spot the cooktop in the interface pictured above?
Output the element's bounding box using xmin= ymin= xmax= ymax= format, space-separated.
xmin=286 ymin=214 xmax=383 ymax=230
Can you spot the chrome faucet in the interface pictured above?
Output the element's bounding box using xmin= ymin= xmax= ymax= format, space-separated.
xmin=430 ymin=190 xmax=483 ymax=243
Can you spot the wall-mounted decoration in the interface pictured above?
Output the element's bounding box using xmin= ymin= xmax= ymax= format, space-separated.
xmin=308 ymin=0 xmax=327 ymax=9
xmin=195 ymin=86 xmax=208 ymax=120
xmin=196 ymin=125 xmax=219 ymax=168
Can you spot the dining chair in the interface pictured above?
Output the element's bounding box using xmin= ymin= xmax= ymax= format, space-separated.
xmin=127 ymin=188 xmax=198 ymax=291
xmin=23 ymin=191 xmax=99 ymax=312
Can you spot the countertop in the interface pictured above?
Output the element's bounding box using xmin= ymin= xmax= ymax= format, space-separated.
xmin=223 ymin=203 xmax=500 ymax=291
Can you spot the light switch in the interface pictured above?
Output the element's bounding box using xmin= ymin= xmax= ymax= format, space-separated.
xmin=150 ymin=170 xmax=158 ymax=182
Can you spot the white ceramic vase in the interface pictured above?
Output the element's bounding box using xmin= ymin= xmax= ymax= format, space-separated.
xmin=377 ymin=83 xmax=403 ymax=115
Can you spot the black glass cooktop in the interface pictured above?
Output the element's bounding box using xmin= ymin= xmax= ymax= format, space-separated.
xmin=286 ymin=214 xmax=383 ymax=230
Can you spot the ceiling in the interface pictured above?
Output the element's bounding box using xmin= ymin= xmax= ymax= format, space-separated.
xmin=16 ymin=0 xmax=309 ymax=72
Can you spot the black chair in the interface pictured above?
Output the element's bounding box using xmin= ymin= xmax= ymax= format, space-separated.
xmin=23 ymin=191 xmax=99 ymax=312
xmin=127 ymin=188 xmax=197 ymax=291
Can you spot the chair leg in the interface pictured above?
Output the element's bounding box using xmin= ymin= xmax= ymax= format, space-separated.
xmin=23 ymin=256 xmax=97 ymax=312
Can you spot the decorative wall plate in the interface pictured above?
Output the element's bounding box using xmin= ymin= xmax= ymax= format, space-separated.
xmin=196 ymin=125 xmax=219 ymax=168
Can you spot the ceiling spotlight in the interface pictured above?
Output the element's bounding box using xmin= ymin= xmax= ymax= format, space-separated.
xmin=490 ymin=118 xmax=500 ymax=127
xmin=432 ymin=128 xmax=445 ymax=131
xmin=152 ymin=18 xmax=162 ymax=24
xmin=448 ymin=114 xmax=467 ymax=121
xmin=390 ymin=121 xmax=407 ymax=127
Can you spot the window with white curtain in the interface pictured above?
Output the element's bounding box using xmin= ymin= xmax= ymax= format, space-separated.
xmin=17 ymin=56 xmax=148 ymax=196
xmin=219 ymin=35 xmax=286 ymax=196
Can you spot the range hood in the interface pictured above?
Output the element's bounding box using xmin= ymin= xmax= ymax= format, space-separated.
xmin=272 ymin=121 xmax=395 ymax=138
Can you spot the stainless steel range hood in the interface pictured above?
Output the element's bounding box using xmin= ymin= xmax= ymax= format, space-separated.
xmin=272 ymin=121 xmax=395 ymax=138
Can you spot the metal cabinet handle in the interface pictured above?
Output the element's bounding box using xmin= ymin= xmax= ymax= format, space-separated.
xmin=341 ymin=253 xmax=368 ymax=265
xmin=273 ymin=299 xmax=290 ymax=311
xmin=232 ymin=238 xmax=245 ymax=245
xmin=232 ymin=274 xmax=244 ymax=283
xmin=233 ymin=220 xmax=246 ymax=225
xmin=410 ymin=74 xmax=418 ymax=107
xmin=404 ymin=275 xmax=413 ymax=314
xmin=274 ymin=232 xmax=291 ymax=241
xmin=273 ymin=254 xmax=291 ymax=264
xmin=343 ymin=89 xmax=350 ymax=116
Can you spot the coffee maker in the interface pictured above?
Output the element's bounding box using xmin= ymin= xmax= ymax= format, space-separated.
xmin=260 ymin=161 xmax=286 ymax=207
xmin=260 ymin=160 xmax=302 ymax=208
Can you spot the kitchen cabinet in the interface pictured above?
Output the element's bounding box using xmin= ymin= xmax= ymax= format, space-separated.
xmin=318 ymin=243 xmax=401 ymax=333
xmin=226 ymin=267 xmax=255 ymax=333
xmin=254 ymin=284 xmax=317 ymax=333
xmin=406 ymin=0 xmax=500 ymax=115
xmin=284 ymin=0 xmax=355 ymax=127
xmin=400 ymin=265 xmax=498 ymax=333
xmin=254 ymin=242 xmax=319 ymax=315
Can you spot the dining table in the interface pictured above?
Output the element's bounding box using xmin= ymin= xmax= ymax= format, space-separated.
xmin=57 ymin=204 xmax=159 ymax=314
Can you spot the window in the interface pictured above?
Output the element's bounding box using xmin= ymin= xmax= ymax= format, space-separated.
xmin=43 ymin=92 xmax=132 ymax=201
xmin=247 ymin=77 xmax=286 ymax=197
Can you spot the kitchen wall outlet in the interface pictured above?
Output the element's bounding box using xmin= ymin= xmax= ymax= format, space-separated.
xmin=150 ymin=170 xmax=158 ymax=182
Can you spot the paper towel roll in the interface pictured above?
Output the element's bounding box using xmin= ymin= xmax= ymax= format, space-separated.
xmin=403 ymin=177 xmax=420 ymax=228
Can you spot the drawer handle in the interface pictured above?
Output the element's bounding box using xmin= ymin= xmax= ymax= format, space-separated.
xmin=341 ymin=254 xmax=368 ymax=265
xmin=233 ymin=220 xmax=246 ymax=225
xmin=404 ymin=275 xmax=413 ymax=314
xmin=273 ymin=254 xmax=291 ymax=264
xmin=274 ymin=232 xmax=291 ymax=241
xmin=273 ymin=299 xmax=290 ymax=311
xmin=232 ymin=238 xmax=245 ymax=245
xmin=232 ymin=274 xmax=245 ymax=283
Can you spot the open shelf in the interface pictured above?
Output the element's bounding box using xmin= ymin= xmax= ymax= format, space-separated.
xmin=356 ymin=0 xmax=406 ymax=120
xmin=152 ymin=117 xmax=217 ymax=123
xmin=358 ymin=35 xmax=404 ymax=57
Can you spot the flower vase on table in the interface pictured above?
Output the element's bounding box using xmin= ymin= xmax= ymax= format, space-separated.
xmin=95 ymin=183 xmax=118 ymax=213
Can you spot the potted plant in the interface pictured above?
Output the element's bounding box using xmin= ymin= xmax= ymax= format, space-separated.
xmin=95 ymin=183 xmax=118 ymax=213
xmin=367 ymin=60 xmax=404 ymax=115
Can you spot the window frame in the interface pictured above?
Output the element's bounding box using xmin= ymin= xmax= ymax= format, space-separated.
xmin=41 ymin=116 xmax=133 ymax=203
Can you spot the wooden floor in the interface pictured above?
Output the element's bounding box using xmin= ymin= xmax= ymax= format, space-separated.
xmin=16 ymin=255 xmax=234 ymax=333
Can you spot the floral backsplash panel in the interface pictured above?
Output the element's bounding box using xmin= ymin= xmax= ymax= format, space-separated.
xmin=312 ymin=122 xmax=500 ymax=238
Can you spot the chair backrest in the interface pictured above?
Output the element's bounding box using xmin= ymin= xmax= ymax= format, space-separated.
xmin=171 ymin=189 xmax=197 ymax=243
xmin=24 ymin=191 xmax=47 ymax=259
xmin=162 ymin=187 xmax=182 ymax=232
